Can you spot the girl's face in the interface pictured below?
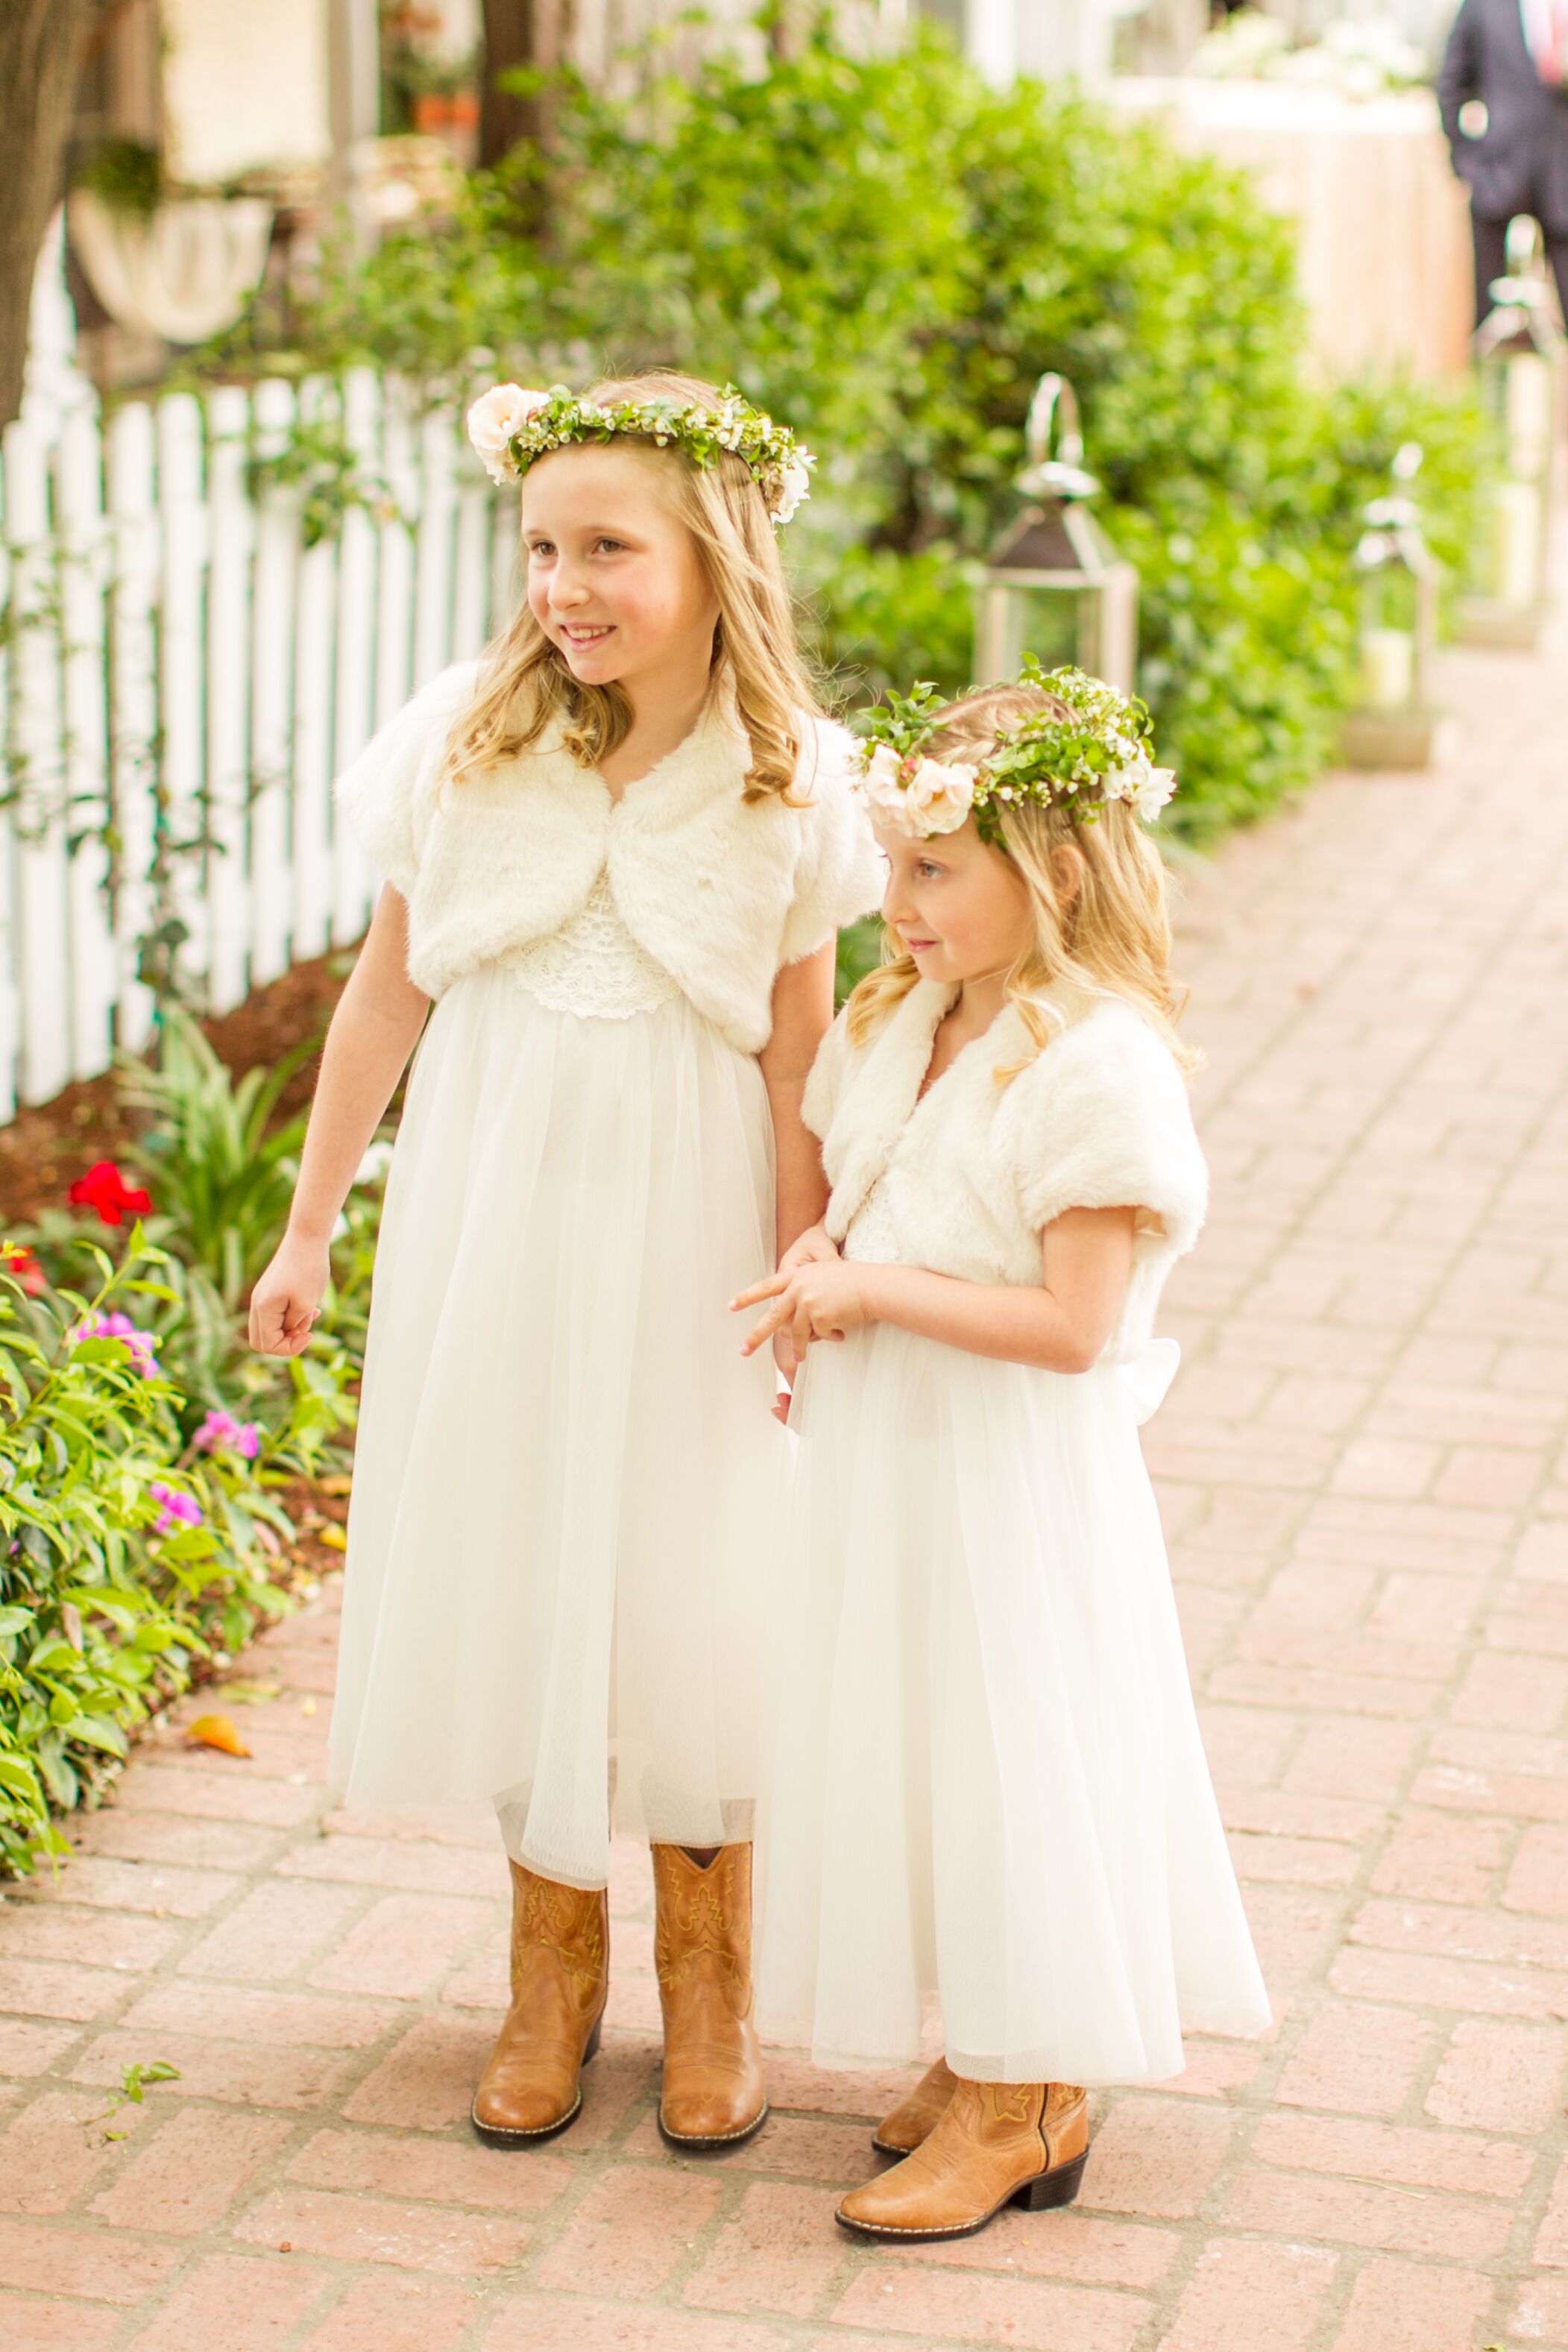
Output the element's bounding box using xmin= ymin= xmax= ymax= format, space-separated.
xmin=877 ymin=816 xmax=1035 ymax=987
xmin=522 ymin=444 xmax=720 ymax=696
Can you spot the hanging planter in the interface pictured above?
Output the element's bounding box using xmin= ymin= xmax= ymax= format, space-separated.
xmin=67 ymin=189 xmax=273 ymax=346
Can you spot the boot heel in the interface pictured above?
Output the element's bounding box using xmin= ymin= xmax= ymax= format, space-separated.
xmin=1013 ymin=2150 xmax=1087 ymax=2212
xmin=583 ymin=2016 xmax=603 ymax=2066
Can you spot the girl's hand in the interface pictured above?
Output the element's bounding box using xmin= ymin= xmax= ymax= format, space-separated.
xmin=732 ymin=1258 xmax=881 ymax=1360
xmin=770 ymin=1225 xmax=840 ymax=1399
xmin=248 ymin=1233 xmax=330 ymax=1356
xmin=778 ymin=1222 xmax=839 ymax=1277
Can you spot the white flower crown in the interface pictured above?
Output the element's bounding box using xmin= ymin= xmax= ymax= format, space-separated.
xmin=853 ymin=667 xmax=1177 ymax=845
xmin=467 ymin=382 xmax=814 ymax=525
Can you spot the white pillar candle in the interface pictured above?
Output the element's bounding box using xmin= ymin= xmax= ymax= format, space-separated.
xmin=1493 ymin=479 xmax=1542 ymax=607
xmin=1361 ymin=626 xmax=1414 ymax=711
xmin=1505 ymin=353 xmax=1555 ymax=475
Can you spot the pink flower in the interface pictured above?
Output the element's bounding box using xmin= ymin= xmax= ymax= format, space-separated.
xmin=466 ymin=384 xmax=550 ymax=484
xmin=195 ymin=1407 xmax=260 ymax=1459
xmin=148 ymin=1480 xmax=203 ymax=1537
xmin=69 ymin=1310 xmax=160 ymax=1378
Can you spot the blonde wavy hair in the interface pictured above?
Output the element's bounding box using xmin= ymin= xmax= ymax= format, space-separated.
xmin=846 ymin=682 xmax=1196 ymax=1076
xmin=447 ymin=368 xmax=819 ymax=802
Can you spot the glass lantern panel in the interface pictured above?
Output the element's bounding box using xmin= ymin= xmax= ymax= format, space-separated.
xmin=1480 ymin=345 xmax=1555 ymax=484
xmin=1358 ymin=564 xmax=1420 ymax=713
xmin=992 ymin=586 xmax=1089 ymax=679
xmin=1467 ymin=477 xmax=1545 ymax=609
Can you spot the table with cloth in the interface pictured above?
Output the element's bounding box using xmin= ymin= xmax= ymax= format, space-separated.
xmin=1110 ymin=78 xmax=1476 ymax=377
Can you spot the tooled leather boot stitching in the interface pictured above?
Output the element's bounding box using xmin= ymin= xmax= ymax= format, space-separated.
xmin=873 ymin=2055 xmax=960 ymax=2156
xmin=838 ymin=2076 xmax=1089 ymax=2241
xmin=652 ymin=1841 xmax=768 ymax=2150
xmin=471 ymin=1861 xmax=608 ymax=2145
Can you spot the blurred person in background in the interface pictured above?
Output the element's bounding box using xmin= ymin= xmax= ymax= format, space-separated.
xmin=1439 ymin=0 xmax=1568 ymax=322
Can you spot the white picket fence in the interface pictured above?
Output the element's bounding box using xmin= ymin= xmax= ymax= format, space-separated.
xmin=0 ymin=371 xmax=517 ymax=1122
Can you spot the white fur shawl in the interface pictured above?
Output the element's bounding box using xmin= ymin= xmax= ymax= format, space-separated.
xmin=336 ymin=661 xmax=884 ymax=1054
xmin=805 ymin=978 xmax=1208 ymax=1359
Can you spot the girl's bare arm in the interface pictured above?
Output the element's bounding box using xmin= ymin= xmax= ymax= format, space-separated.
xmin=758 ymin=943 xmax=836 ymax=1263
xmin=249 ymin=887 xmax=430 ymax=1355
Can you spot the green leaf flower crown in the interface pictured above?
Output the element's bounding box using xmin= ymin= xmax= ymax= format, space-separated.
xmin=466 ymin=382 xmax=814 ymax=525
xmin=853 ymin=660 xmax=1176 ymax=846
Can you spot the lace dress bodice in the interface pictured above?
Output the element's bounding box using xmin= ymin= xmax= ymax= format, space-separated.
xmin=842 ymin=1174 xmax=903 ymax=1266
xmin=505 ymin=870 xmax=681 ymax=1022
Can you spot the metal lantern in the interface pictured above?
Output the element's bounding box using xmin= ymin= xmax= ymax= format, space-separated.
xmin=1459 ymin=214 xmax=1564 ymax=650
xmin=1343 ymin=441 xmax=1441 ymax=772
xmin=976 ymin=374 xmax=1139 ymax=691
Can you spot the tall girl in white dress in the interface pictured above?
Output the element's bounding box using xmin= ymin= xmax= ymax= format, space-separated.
xmin=251 ymin=374 xmax=880 ymax=2152
xmin=737 ymin=670 xmax=1269 ymax=2242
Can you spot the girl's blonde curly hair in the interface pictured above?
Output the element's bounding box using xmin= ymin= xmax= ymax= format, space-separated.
xmin=446 ymin=368 xmax=819 ymax=804
xmin=847 ymin=681 xmax=1196 ymax=1076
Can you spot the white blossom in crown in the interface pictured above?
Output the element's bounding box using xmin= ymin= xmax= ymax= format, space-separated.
xmin=1103 ymin=754 xmax=1177 ymax=823
xmin=467 ymin=385 xmax=550 ymax=484
xmin=772 ymin=456 xmax=813 ymax=525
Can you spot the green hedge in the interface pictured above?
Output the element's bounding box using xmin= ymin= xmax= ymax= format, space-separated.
xmin=236 ymin=8 xmax=1488 ymax=840
xmin=0 ymin=1014 xmax=367 ymax=1874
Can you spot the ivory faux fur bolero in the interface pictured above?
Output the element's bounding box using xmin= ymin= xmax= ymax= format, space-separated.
xmin=336 ymin=661 xmax=884 ymax=1054
xmin=805 ymin=976 xmax=1209 ymax=1360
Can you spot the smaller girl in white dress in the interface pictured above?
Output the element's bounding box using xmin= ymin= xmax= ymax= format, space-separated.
xmin=736 ymin=667 xmax=1270 ymax=2243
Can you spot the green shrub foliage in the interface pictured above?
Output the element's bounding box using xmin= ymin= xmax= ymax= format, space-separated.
xmin=259 ymin=10 xmax=1487 ymax=838
xmin=0 ymin=1013 xmax=372 ymax=1875
xmin=0 ymin=1235 xmax=353 ymax=1873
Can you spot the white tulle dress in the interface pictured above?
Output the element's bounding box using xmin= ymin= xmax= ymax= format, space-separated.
xmin=326 ymin=677 xmax=881 ymax=1893
xmin=756 ymin=982 xmax=1271 ymax=2084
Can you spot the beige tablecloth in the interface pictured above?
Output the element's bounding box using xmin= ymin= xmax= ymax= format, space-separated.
xmin=1110 ymin=79 xmax=1475 ymax=377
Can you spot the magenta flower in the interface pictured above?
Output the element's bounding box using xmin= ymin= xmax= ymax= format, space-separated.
xmin=148 ymin=1480 xmax=204 ymax=1538
xmin=194 ymin=1407 xmax=260 ymax=1459
xmin=69 ymin=1309 xmax=160 ymax=1378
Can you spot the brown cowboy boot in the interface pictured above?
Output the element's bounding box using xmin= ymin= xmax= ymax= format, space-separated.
xmin=652 ymin=1842 xmax=768 ymax=2149
xmin=837 ymin=2076 xmax=1089 ymax=2241
xmin=470 ymin=1861 xmax=608 ymax=2145
xmin=873 ymin=2056 xmax=960 ymax=2156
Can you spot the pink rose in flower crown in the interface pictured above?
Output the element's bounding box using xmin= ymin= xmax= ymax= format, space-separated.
xmin=901 ymin=757 xmax=977 ymax=836
xmin=857 ymin=746 xmax=977 ymax=840
xmin=466 ymin=385 xmax=550 ymax=485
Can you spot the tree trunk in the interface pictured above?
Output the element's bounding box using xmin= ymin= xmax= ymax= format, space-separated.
xmin=479 ymin=0 xmax=550 ymax=170
xmin=0 ymin=0 xmax=89 ymax=430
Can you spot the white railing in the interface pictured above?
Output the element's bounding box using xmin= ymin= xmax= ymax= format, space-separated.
xmin=0 ymin=371 xmax=515 ymax=1121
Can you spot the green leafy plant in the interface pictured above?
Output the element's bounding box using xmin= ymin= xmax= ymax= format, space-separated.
xmin=72 ymin=139 xmax=163 ymax=217
xmin=116 ymin=1009 xmax=315 ymax=1315
xmin=195 ymin=7 xmax=1490 ymax=836
xmin=0 ymin=1233 xmax=347 ymax=1873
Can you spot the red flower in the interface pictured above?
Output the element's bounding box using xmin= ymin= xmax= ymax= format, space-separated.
xmin=67 ymin=1160 xmax=154 ymax=1227
xmin=1 ymin=1246 xmax=45 ymax=1296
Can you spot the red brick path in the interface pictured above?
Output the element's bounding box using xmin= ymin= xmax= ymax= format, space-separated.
xmin=1 ymin=606 xmax=1567 ymax=2349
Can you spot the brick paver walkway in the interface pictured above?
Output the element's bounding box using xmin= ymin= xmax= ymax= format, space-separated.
xmin=2 ymin=597 xmax=1567 ymax=2352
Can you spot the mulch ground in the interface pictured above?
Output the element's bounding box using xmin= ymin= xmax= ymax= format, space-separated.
xmin=0 ymin=947 xmax=354 ymax=1230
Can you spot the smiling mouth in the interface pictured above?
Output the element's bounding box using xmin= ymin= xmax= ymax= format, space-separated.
xmin=557 ymin=623 xmax=614 ymax=646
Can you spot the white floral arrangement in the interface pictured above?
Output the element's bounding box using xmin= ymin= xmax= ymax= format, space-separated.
xmin=466 ymin=382 xmax=814 ymax=525
xmin=854 ymin=663 xmax=1176 ymax=846
xmin=1191 ymin=7 xmax=1426 ymax=98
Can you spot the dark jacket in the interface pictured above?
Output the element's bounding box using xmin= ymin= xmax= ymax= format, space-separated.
xmin=1438 ymin=0 xmax=1568 ymax=230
